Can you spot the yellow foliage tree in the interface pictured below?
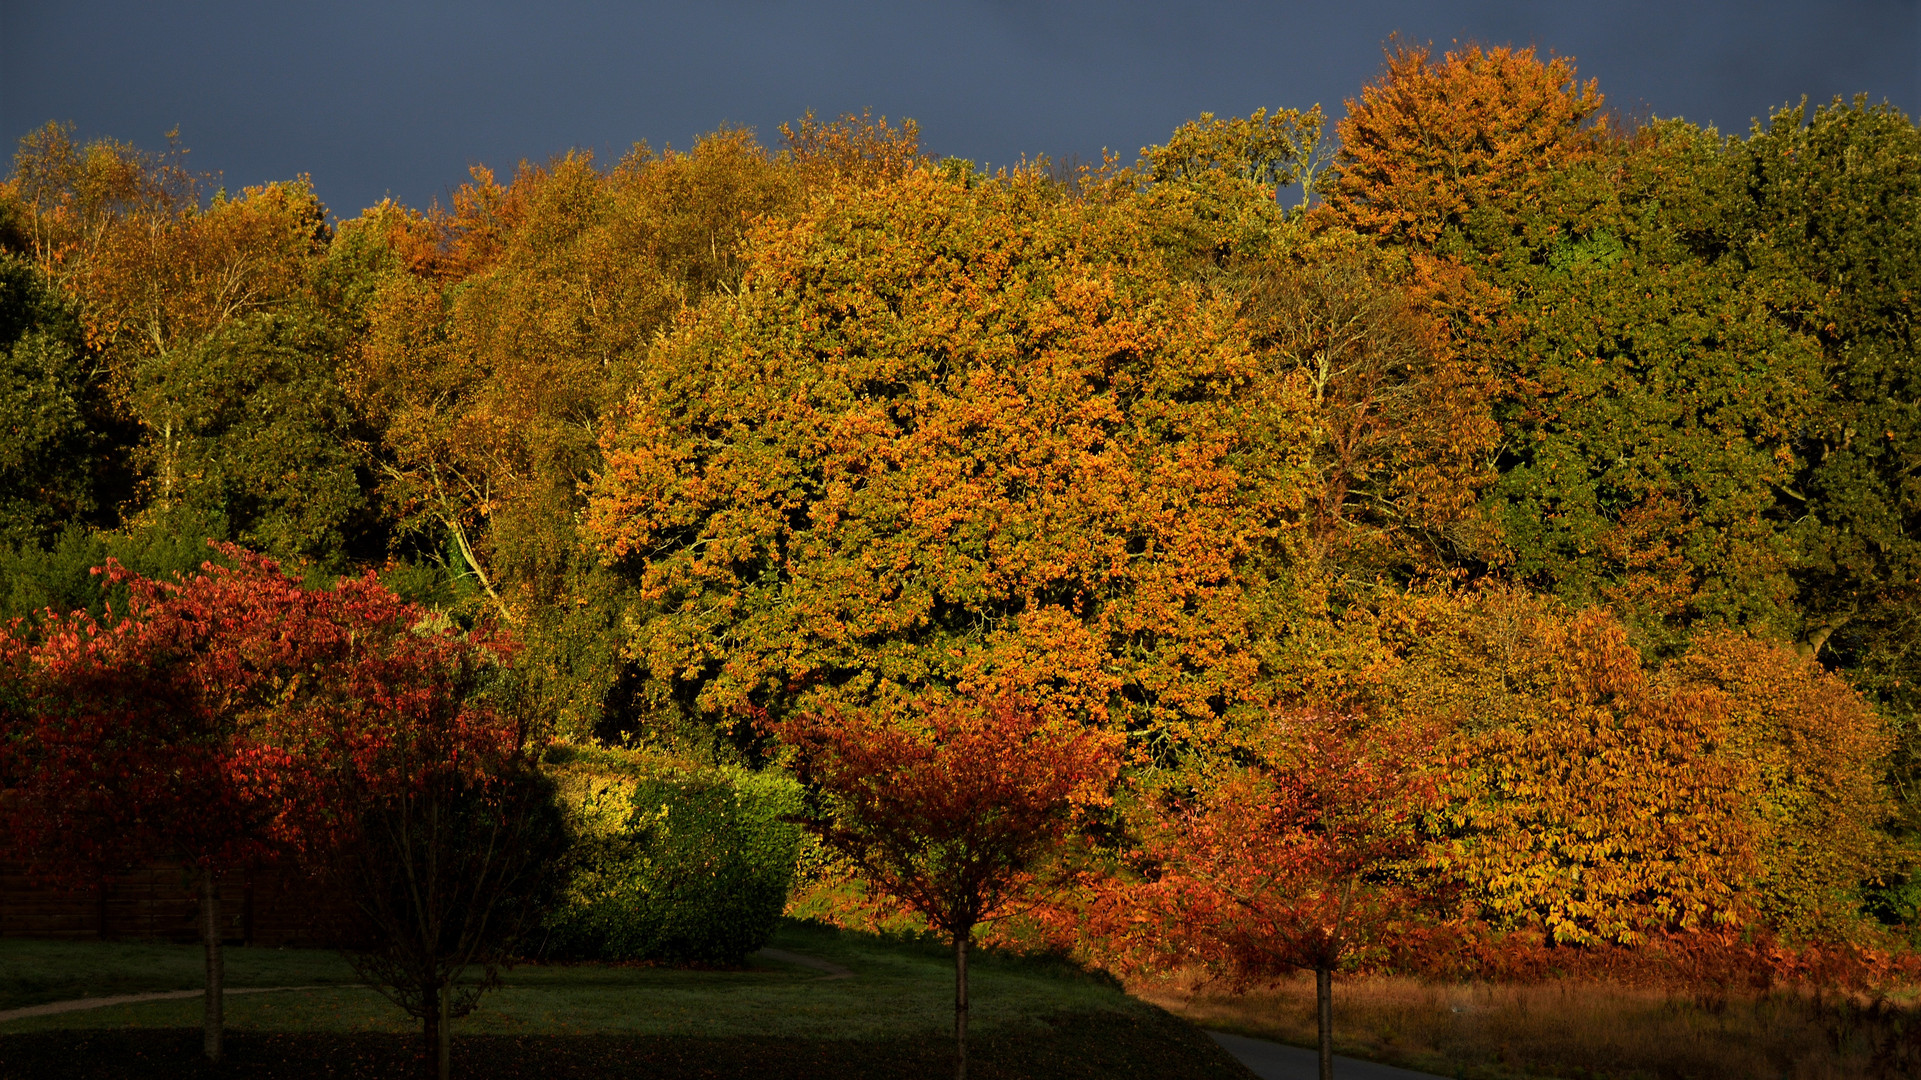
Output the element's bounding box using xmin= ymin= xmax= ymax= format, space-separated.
xmin=1365 ymin=588 xmax=1896 ymax=945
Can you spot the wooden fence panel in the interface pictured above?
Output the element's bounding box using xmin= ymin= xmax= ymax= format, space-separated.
xmin=0 ymin=862 xmax=349 ymax=946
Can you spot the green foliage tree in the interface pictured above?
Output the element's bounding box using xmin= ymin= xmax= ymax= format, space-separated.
xmin=124 ymin=310 xmax=366 ymax=563
xmin=1320 ymin=45 xmax=1823 ymax=645
xmin=1738 ymin=98 xmax=1921 ymax=685
xmin=6 ymin=126 xmax=372 ymax=574
xmin=0 ymin=253 xmax=117 ymax=547
xmin=1484 ymin=122 xmax=1820 ymax=640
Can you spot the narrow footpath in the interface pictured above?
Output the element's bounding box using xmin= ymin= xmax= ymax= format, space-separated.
xmin=1208 ymin=1031 xmax=1447 ymax=1080
xmin=0 ymin=985 xmax=330 ymax=1023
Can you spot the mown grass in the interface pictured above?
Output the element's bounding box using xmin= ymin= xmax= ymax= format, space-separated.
xmin=0 ymin=940 xmax=361 ymax=1011
xmin=1135 ymin=968 xmax=1921 ymax=1080
xmin=0 ymin=922 xmax=1255 ymax=1079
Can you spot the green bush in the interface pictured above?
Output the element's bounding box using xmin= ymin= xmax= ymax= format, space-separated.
xmin=542 ymin=765 xmax=803 ymax=964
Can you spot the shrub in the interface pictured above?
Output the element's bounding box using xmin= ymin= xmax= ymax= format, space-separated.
xmin=543 ymin=764 xmax=803 ymax=964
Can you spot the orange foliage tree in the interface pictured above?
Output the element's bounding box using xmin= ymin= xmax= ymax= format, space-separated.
xmin=347 ymin=132 xmax=798 ymax=620
xmin=342 ymin=116 xmax=913 ymax=740
xmin=1320 ymin=42 xmax=1604 ymax=252
xmin=586 ymin=161 xmax=1315 ymax=755
xmin=1670 ymin=632 xmax=1899 ymax=940
xmin=774 ymin=694 xmax=1120 ymax=1080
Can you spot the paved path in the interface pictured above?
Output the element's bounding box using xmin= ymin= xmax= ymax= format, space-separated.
xmin=0 ymin=985 xmax=334 ymax=1023
xmin=1209 ymin=1032 xmax=1446 ymax=1080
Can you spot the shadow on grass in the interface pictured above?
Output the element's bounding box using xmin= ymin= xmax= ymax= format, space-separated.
xmin=0 ymin=1009 xmax=1257 ymax=1080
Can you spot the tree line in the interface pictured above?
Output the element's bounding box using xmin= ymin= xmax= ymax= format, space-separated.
xmin=1 ymin=41 xmax=1918 ymax=1080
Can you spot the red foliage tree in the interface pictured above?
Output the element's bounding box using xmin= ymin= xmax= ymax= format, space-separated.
xmin=0 ymin=547 xmax=319 ymax=1061
xmin=774 ymin=695 xmax=1121 ymax=1080
xmin=1123 ymin=712 xmax=1441 ymax=1080
xmin=270 ymin=580 xmax=558 ymax=1080
xmin=0 ymin=545 xmax=542 ymax=1077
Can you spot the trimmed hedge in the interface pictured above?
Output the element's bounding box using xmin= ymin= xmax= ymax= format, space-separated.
xmin=543 ymin=765 xmax=802 ymax=964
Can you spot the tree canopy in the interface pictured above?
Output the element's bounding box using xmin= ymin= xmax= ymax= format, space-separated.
xmin=4 ymin=52 xmax=1917 ymax=981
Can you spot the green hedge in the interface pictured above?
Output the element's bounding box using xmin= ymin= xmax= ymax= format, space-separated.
xmin=542 ymin=765 xmax=803 ymax=964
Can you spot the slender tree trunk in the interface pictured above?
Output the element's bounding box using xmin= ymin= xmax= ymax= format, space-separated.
xmin=422 ymin=978 xmax=441 ymax=1080
xmin=954 ymin=931 xmax=970 ymax=1080
xmin=1316 ymin=965 xmax=1333 ymax=1080
xmin=200 ymin=866 xmax=224 ymax=1063
xmin=438 ymin=977 xmax=452 ymax=1080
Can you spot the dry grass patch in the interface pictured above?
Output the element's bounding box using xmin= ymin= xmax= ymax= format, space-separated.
xmin=1132 ymin=969 xmax=1921 ymax=1079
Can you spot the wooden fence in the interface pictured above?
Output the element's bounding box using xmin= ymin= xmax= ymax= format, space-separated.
xmin=0 ymin=862 xmax=347 ymax=946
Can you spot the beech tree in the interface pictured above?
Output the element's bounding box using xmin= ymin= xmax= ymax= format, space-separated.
xmin=587 ymin=161 xmax=1315 ymax=755
xmin=1319 ymin=42 xmax=1604 ymax=253
xmin=775 ymin=694 xmax=1120 ymax=1080
xmin=1362 ymin=587 xmax=1898 ymax=945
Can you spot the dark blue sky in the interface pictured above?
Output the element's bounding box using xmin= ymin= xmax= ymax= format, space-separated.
xmin=4 ymin=1 xmax=1916 ymax=218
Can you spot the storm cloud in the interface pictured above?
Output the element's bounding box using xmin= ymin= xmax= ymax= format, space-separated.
xmin=3 ymin=0 xmax=1914 ymax=216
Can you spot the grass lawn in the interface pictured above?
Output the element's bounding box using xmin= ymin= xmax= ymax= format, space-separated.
xmin=0 ymin=921 xmax=1256 ymax=1079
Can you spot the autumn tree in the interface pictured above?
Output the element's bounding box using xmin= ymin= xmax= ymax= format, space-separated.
xmin=1119 ymin=107 xmax=1323 ymax=276
xmin=1670 ymin=631 xmax=1900 ymax=939
xmin=1319 ymin=46 xmax=1822 ymax=642
xmin=1 ymin=538 xmax=559 ymax=1076
xmin=346 ymin=130 xmax=801 ymax=739
xmin=1235 ymin=243 xmax=1498 ymax=572
xmin=1361 ymin=588 xmax=1899 ymax=946
xmin=6 ymin=124 xmax=370 ymax=570
xmin=276 ymin=590 xmax=560 ymax=1080
xmin=1320 ymin=42 xmax=1604 ymax=252
xmin=774 ymin=694 xmax=1120 ymax=1080
xmin=587 ymin=161 xmax=1315 ymax=755
xmin=0 ymin=548 xmax=321 ymax=1062
xmin=1124 ymin=712 xmax=1439 ymax=1080
xmin=779 ymin=108 xmax=924 ymax=189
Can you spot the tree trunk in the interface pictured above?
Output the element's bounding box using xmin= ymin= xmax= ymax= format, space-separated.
xmin=200 ymin=866 xmax=224 ymax=1063
xmin=422 ymin=979 xmax=442 ymax=1080
xmin=1316 ymin=965 xmax=1333 ymax=1080
xmin=954 ymin=931 xmax=970 ymax=1080
xmin=438 ymin=977 xmax=452 ymax=1080
xmin=1796 ymin=611 xmax=1852 ymax=660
